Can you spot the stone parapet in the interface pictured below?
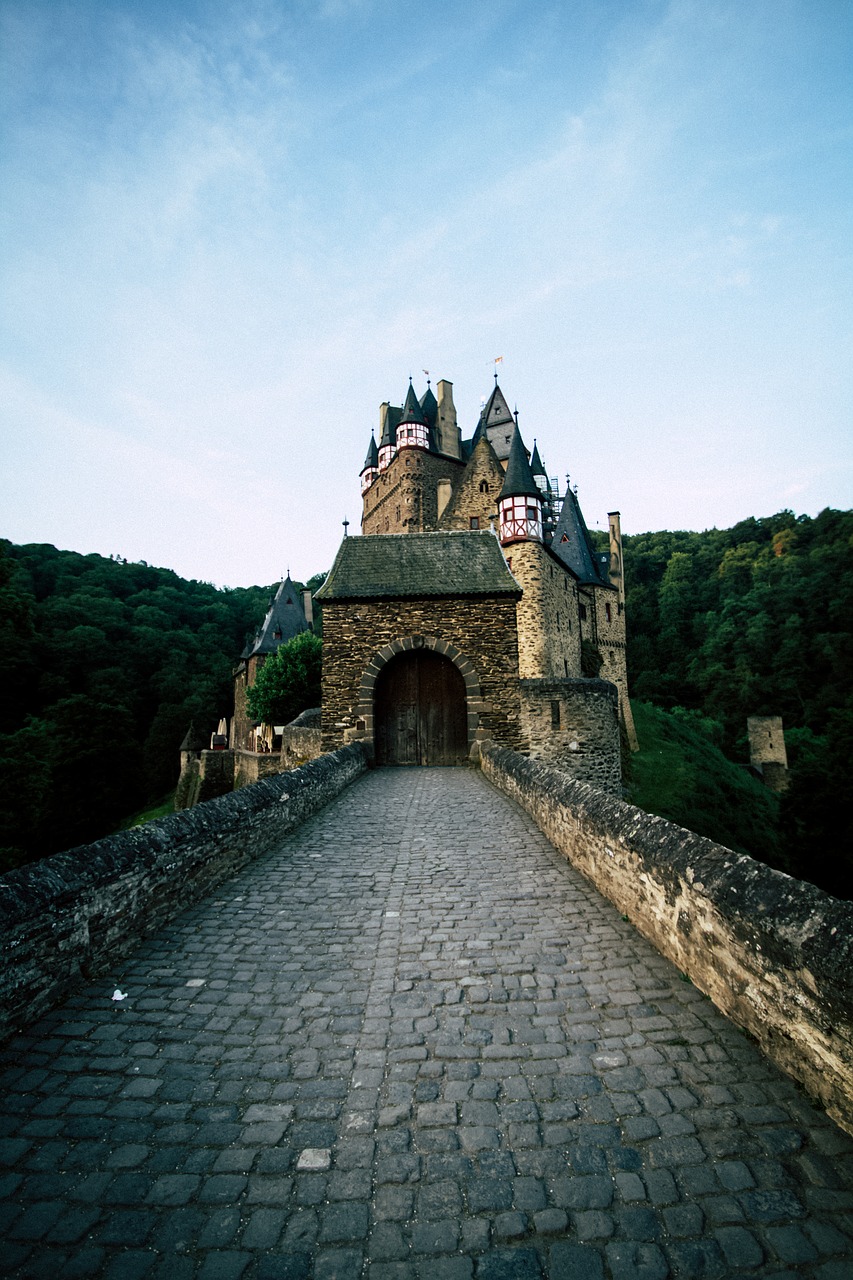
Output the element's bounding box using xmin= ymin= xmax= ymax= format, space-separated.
xmin=0 ymin=745 xmax=369 ymax=1041
xmin=519 ymin=676 xmax=621 ymax=794
xmin=479 ymin=741 xmax=853 ymax=1135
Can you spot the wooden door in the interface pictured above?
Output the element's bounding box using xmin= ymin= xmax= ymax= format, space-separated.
xmin=374 ymin=651 xmax=468 ymax=766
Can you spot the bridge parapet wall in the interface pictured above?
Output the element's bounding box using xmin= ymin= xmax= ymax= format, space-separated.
xmin=0 ymin=744 xmax=368 ymax=1042
xmin=479 ymin=741 xmax=853 ymax=1135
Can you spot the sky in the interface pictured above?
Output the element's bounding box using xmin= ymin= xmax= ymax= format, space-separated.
xmin=1 ymin=0 xmax=851 ymax=588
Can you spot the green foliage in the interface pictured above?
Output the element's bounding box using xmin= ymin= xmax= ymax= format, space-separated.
xmin=117 ymin=793 xmax=176 ymax=831
xmin=246 ymin=631 xmax=322 ymax=726
xmin=622 ymin=509 xmax=853 ymax=898
xmin=629 ymin=702 xmax=784 ymax=869
xmin=0 ymin=539 xmax=323 ymax=869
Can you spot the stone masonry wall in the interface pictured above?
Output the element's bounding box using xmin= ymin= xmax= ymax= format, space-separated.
xmin=0 ymin=745 xmax=369 ymax=1041
xmin=362 ymin=451 xmax=465 ymax=535
xmin=320 ymin=596 xmax=524 ymax=754
xmin=590 ymin=582 xmax=636 ymax=746
xmin=519 ymin=677 xmax=621 ymax=794
xmin=436 ymin=437 xmax=506 ymax=532
xmin=479 ymin=742 xmax=853 ymax=1135
xmin=505 ymin=541 xmax=582 ymax=680
xmin=232 ymin=748 xmax=285 ymax=790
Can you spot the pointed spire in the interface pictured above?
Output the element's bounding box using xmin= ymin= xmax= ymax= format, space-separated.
xmin=499 ymin=427 xmax=540 ymax=502
xmin=397 ymin=378 xmax=430 ymax=452
xmin=362 ymin=432 xmax=378 ymax=472
xmin=550 ymin=487 xmax=608 ymax=584
xmin=399 ymin=379 xmax=428 ymax=427
xmin=249 ymin=575 xmax=309 ymax=656
xmin=530 ymin=439 xmax=546 ymax=477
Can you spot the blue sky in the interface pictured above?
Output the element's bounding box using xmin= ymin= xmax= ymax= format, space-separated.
xmin=2 ymin=0 xmax=851 ymax=587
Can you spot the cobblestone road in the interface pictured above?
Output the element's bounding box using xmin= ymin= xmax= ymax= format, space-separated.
xmin=2 ymin=768 xmax=853 ymax=1279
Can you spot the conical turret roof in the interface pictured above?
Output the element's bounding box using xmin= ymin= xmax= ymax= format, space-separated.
xmin=550 ymin=488 xmax=608 ymax=585
xmin=379 ymin=405 xmax=400 ymax=449
xmin=530 ymin=440 xmax=546 ymax=478
xmin=362 ymin=433 xmax=378 ymax=472
xmin=399 ymin=380 xmax=428 ymax=426
xmin=419 ymin=384 xmax=437 ymax=427
xmin=499 ymin=428 xmax=541 ymax=502
xmin=180 ymin=721 xmax=207 ymax=753
xmin=249 ymin=575 xmax=309 ymax=656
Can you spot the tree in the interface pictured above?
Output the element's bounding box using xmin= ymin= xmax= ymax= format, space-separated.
xmin=246 ymin=632 xmax=322 ymax=726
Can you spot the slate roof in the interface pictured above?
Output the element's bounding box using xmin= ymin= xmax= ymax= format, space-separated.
xmin=499 ymin=427 xmax=541 ymax=501
xmin=419 ymin=385 xmax=437 ymax=428
xmin=362 ymin=433 xmax=378 ymax=471
xmin=315 ymin=532 xmax=522 ymax=601
xmin=549 ymin=488 xmax=610 ymax=586
xmin=180 ymin=722 xmax=207 ymax=753
xmin=248 ymin=575 xmax=309 ymax=655
xmin=399 ymin=381 xmax=428 ymax=426
xmin=379 ymin=405 xmax=400 ymax=449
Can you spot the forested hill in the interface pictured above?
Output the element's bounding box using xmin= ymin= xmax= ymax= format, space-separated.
xmin=0 ymin=541 xmax=312 ymax=869
xmin=2 ymin=510 xmax=851 ymax=895
xmin=616 ymin=508 xmax=853 ymax=897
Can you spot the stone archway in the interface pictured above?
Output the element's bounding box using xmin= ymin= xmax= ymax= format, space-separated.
xmin=355 ymin=636 xmax=482 ymax=764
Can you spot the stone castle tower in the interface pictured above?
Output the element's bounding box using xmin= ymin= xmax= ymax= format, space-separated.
xmin=316 ymin=375 xmax=638 ymax=790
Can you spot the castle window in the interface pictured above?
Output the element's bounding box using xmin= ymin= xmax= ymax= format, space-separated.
xmin=564 ymin=660 xmax=569 ymax=676
xmin=579 ymin=604 xmax=587 ymax=620
xmin=605 ymin=603 xmax=612 ymax=622
xmin=479 ymin=480 xmax=489 ymax=493
xmin=470 ymin=517 xmax=479 ymax=529
xmin=551 ymin=700 xmax=561 ymax=729
xmin=506 ymin=557 xmax=512 ymax=570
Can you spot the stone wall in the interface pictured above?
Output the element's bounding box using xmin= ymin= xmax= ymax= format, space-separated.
xmin=589 ymin=581 xmax=636 ymax=748
xmin=280 ymin=726 xmax=323 ymax=769
xmin=748 ymin=715 xmax=789 ymax=793
xmin=0 ymin=745 xmax=369 ymax=1042
xmin=362 ymin=450 xmax=465 ymax=535
xmin=436 ymin=436 xmax=505 ymax=532
xmin=519 ymin=678 xmax=621 ymax=794
xmin=505 ymin=541 xmax=582 ymax=679
xmin=232 ymin=748 xmax=284 ymax=790
xmin=479 ymin=742 xmax=853 ymax=1135
xmin=320 ymin=596 xmax=524 ymax=753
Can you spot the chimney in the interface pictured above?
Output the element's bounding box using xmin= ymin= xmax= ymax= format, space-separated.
xmin=436 ymin=379 xmax=461 ymax=459
xmin=608 ymin=511 xmax=625 ymax=608
xmin=303 ymin=590 xmax=314 ymax=629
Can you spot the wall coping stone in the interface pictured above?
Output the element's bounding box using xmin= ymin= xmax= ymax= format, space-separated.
xmin=479 ymin=741 xmax=853 ymax=1135
xmin=0 ymin=744 xmax=369 ymax=1040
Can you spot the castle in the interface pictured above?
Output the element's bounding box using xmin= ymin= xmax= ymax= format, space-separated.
xmin=314 ymin=375 xmax=637 ymax=792
xmin=180 ymin=372 xmax=637 ymax=802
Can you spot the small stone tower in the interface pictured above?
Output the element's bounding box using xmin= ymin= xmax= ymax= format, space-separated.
xmin=748 ymin=716 xmax=789 ymax=792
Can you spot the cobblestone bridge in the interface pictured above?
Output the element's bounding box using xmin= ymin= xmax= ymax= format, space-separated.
xmin=2 ymin=768 xmax=852 ymax=1279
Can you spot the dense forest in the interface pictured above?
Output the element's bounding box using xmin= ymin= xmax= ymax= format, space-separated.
xmin=0 ymin=540 xmax=319 ymax=868
xmin=616 ymin=508 xmax=853 ymax=898
xmin=1 ymin=508 xmax=851 ymax=897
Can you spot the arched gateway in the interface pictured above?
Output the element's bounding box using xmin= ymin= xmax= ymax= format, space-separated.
xmin=374 ymin=649 xmax=468 ymax=766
